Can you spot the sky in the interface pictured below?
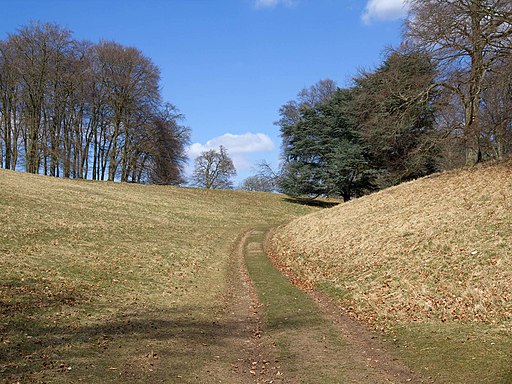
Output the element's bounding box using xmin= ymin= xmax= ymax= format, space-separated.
xmin=0 ymin=0 xmax=409 ymax=184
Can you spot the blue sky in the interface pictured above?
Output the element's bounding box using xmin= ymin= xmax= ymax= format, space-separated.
xmin=1 ymin=0 xmax=409 ymax=184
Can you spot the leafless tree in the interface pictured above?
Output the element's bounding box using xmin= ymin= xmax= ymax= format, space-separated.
xmin=0 ymin=40 xmax=21 ymax=170
xmin=145 ymin=103 xmax=190 ymax=185
xmin=94 ymin=41 xmax=161 ymax=181
xmin=192 ymin=146 xmax=236 ymax=189
xmin=480 ymin=56 xmax=512 ymax=159
xmin=5 ymin=23 xmax=75 ymax=173
xmin=240 ymin=175 xmax=274 ymax=192
xmin=240 ymin=160 xmax=281 ymax=192
xmin=0 ymin=22 xmax=188 ymax=184
xmin=405 ymin=0 xmax=512 ymax=165
xmin=275 ymin=79 xmax=337 ymax=131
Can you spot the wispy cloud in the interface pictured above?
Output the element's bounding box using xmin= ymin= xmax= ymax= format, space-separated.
xmin=187 ymin=132 xmax=275 ymax=172
xmin=362 ymin=0 xmax=409 ymax=24
xmin=254 ymin=0 xmax=297 ymax=10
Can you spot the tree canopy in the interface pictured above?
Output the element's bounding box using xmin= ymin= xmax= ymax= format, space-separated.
xmin=0 ymin=22 xmax=189 ymax=184
xmin=192 ymin=146 xmax=237 ymax=189
xmin=406 ymin=0 xmax=512 ymax=165
xmin=353 ymin=48 xmax=440 ymax=187
xmin=279 ymin=87 xmax=373 ymax=201
xmin=276 ymin=1 xmax=512 ymax=201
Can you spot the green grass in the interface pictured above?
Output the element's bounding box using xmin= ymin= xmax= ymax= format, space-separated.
xmin=5 ymin=163 xmax=511 ymax=383
xmin=244 ymin=229 xmax=352 ymax=383
xmin=245 ymin=230 xmax=325 ymax=331
xmin=0 ymin=169 xmax=318 ymax=383
xmin=315 ymin=280 xmax=353 ymax=301
xmin=394 ymin=323 xmax=512 ymax=383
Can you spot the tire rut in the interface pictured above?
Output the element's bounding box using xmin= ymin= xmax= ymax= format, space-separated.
xmin=242 ymin=228 xmax=429 ymax=384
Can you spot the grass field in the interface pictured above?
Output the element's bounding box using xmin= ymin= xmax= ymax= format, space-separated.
xmin=0 ymin=169 xmax=317 ymax=383
xmin=269 ymin=161 xmax=512 ymax=383
xmin=3 ymin=162 xmax=512 ymax=383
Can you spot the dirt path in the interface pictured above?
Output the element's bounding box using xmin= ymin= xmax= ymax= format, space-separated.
xmin=182 ymin=227 xmax=428 ymax=383
xmin=237 ymin=228 xmax=428 ymax=384
xmin=191 ymin=230 xmax=280 ymax=383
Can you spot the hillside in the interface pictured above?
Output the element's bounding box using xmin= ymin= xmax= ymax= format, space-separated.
xmin=2 ymin=164 xmax=511 ymax=383
xmin=0 ymin=170 xmax=317 ymax=383
xmin=269 ymin=160 xmax=512 ymax=382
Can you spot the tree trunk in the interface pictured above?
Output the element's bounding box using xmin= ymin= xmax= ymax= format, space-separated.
xmin=3 ymin=107 xmax=12 ymax=169
xmin=108 ymin=121 xmax=120 ymax=181
xmin=464 ymin=2 xmax=486 ymax=167
xmin=26 ymin=109 xmax=40 ymax=174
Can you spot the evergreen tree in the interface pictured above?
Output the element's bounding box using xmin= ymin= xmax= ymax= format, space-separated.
xmin=280 ymin=89 xmax=373 ymax=201
xmin=353 ymin=49 xmax=440 ymax=187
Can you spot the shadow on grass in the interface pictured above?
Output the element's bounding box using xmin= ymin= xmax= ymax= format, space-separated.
xmin=283 ymin=197 xmax=340 ymax=208
xmin=0 ymin=278 xmax=258 ymax=382
xmin=0 ymin=279 xmax=83 ymax=316
xmin=1 ymin=303 xmax=256 ymax=381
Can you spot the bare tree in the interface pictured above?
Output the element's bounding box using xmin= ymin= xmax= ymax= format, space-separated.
xmin=405 ymin=0 xmax=512 ymax=165
xmin=94 ymin=41 xmax=161 ymax=181
xmin=6 ymin=23 xmax=75 ymax=173
xmin=275 ymin=79 xmax=337 ymax=130
xmin=192 ymin=146 xmax=236 ymax=189
xmin=0 ymin=40 xmax=21 ymax=170
xmin=480 ymin=56 xmax=512 ymax=159
xmin=145 ymin=103 xmax=190 ymax=185
xmin=239 ymin=161 xmax=281 ymax=192
xmin=297 ymin=79 xmax=337 ymax=108
xmin=240 ymin=175 xmax=275 ymax=192
xmin=0 ymin=22 xmax=186 ymax=184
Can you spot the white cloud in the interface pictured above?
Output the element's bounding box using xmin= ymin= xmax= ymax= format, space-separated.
xmin=187 ymin=132 xmax=275 ymax=172
xmin=254 ymin=0 xmax=296 ymax=9
xmin=188 ymin=132 xmax=274 ymax=157
xmin=362 ymin=0 xmax=409 ymax=24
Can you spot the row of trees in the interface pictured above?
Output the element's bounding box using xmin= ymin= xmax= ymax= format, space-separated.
xmin=0 ymin=22 xmax=189 ymax=184
xmin=273 ymin=0 xmax=512 ymax=200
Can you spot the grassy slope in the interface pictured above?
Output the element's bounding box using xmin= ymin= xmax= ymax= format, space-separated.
xmin=270 ymin=161 xmax=512 ymax=383
xmin=0 ymin=169 xmax=316 ymax=383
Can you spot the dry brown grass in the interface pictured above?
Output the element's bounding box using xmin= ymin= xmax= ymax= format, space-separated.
xmin=270 ymin=161 xmax=512 ymax=382
xmin=270 ymin=161 xmax=512 ymax=327
xmin=0 ymin=169 xmax=316 ymax=382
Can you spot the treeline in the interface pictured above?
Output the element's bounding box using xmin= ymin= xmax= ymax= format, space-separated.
xmin=276 ymin=0 xmax=512 ymax=200
xmin=0 ymin=22 xmax=189 ymax=184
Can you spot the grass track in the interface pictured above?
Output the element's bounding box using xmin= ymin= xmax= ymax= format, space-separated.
xmin=0 ymin=170 xmax=317 ymax=383
xmin=245 ymin=228 xmax=342 ymax=383
xmin=3 ymin=164 xmax=511 ymax=383
xmin=244 ymin=228 xmax=422 ymax=383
